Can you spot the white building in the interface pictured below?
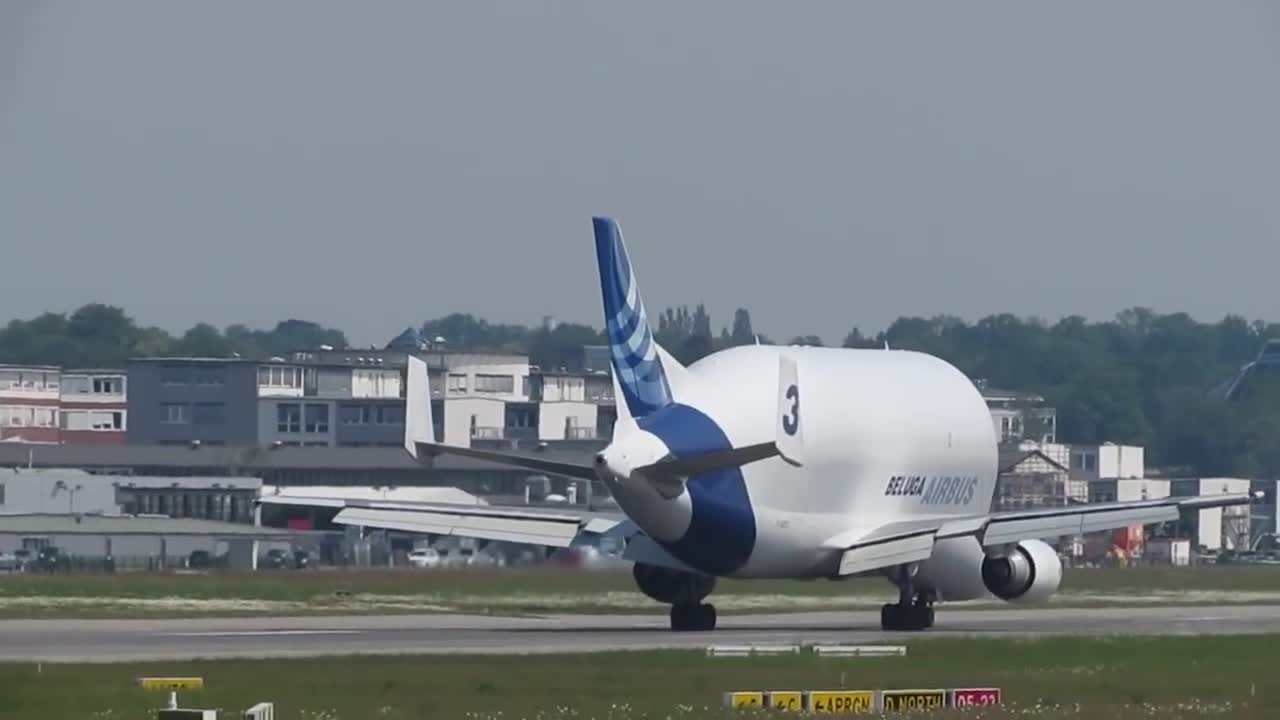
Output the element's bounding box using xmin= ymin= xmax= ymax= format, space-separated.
xmin=977 ymin=381 xmax=1056 ymax=444
xmin=1170 ymin=477 xmax=1253 ymax=552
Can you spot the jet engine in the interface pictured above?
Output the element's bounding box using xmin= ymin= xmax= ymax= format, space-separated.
xmin=632 ymin=562 xmax=715 ymax=606
xmin=913 ymin=536 xmax=1062 ymax=604
xmin=979 ymin=538 xmax=1062 ymax=602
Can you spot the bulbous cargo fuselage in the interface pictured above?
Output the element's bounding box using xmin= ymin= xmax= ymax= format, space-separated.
xmin=603 ymin=343 xmax=1000 ymax=579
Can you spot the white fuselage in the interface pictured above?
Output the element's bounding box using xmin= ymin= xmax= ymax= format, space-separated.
xmin=606 ymin=344 xmax=999 ymax=579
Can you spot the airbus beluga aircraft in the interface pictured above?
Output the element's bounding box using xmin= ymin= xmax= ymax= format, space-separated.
xmin=349 ymin=216 xmax=1250 ymax=632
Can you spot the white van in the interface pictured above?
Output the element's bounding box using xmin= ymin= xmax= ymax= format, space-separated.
xmin=407 ymin=547 xmax=441 ymax=568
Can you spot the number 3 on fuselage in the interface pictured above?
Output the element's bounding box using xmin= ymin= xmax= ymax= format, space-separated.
xmin=782 ymin=385 xmax=799 ymax=436
xmin=777 ymin=354 xmax=804 ymax=467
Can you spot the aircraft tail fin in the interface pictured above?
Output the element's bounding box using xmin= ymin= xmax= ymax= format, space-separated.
xmin=593 ymin=216 xmax=683 ymax=423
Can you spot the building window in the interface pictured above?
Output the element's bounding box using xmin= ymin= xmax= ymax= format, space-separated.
xmin=192 ymin=402 xmax=226 ymax=425
xmin=340 ymin=404 xmax=371 ymax=425
xmin=259 ymin=366 xmax=303 ymax=388
xmin=160 ymin=368 xmax=189 ymax=385
xmin=304 ymin=403 xmax=330 ymax=433
xmin=375 ymin=405 xmax=404 ymax=425
xmin=86 ymin=411 xmax=125 ymax=431
xmin=277 ymin=403 xmax=301 ymax=433
xmin=448 ymin=374 xmax=467 ymax=392
xmin=93 ymin=377 xmax=123 ymax=394
xmin=475 ymin=374 xmax=515 ymax=393
xmin=162 ymin=403 xmax=188 ymax=424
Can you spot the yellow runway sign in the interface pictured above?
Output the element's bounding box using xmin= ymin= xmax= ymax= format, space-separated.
xmin=136 ymin=677 xmax=204 ymax=690
xmin=723 ymin=691 xmax=764 ymax=708
xmin=767 ymin=691 xmax=804 ymax=711
xmin=809 ymin=690 xmax=874 ymax=713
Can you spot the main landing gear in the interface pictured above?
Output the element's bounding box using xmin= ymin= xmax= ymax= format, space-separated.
xmin=670 ymin=602 xmax=717 ymax=632
xmin=880 ymin=563 xmax=934 ymax=631
xmin=631 ymin=563 xmax=719 ymax=632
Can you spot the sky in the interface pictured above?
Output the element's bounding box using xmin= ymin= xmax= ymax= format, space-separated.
xmin=2 ymin=1 xmax=1278 ymax=348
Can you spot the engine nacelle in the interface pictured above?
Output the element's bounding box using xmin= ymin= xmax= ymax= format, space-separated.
xmin=913 ymin=536 xmax=1062 ymax=603
xmin=980 ymin=538 xmax=1062 ymax=602
xmin=632 ymin=562 xmax=715 ymax=606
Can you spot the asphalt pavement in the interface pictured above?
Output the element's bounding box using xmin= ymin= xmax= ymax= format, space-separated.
xmin=2 ymin=604 xmax=1277 ymax=663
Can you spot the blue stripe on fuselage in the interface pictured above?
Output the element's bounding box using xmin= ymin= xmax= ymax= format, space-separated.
xmin=636 ymin=403 xmax=756 ymax=576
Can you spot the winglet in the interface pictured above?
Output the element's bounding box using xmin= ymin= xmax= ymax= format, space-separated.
xmin=403 ymin=353 xmax=598 ymax=480
xmin=404 ymin=354 xmax=435 ymax=459
xmin=777 ymin=354 xmax=803 ymax=467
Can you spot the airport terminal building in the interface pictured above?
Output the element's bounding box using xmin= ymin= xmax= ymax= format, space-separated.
xmin=0 ymin=337 xmax=1274 ymax=569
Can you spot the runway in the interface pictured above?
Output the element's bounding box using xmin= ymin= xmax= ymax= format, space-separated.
xmin=3 ymin=605 xmax=1278 ymax=663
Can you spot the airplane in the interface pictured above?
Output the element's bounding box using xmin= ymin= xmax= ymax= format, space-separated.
xmin=292 ymin=215 xmax=1254 ymax=632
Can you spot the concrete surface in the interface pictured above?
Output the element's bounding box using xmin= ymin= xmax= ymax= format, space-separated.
xmin=3 ymin=604 xmax=1278 ymax=662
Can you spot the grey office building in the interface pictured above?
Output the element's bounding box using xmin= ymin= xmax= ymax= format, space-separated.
xmin=127 ymin=358 xmax=438 ymax=448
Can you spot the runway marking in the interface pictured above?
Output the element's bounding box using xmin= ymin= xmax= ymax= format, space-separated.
xmin=158 ymin=630 xmax=363 ymax=637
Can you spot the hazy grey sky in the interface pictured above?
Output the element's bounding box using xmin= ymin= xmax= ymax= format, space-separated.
xmin=3 ymin=1 xmax=1278 ymax=347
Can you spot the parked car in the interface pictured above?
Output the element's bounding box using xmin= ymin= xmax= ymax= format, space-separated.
xmin=34 ymin=546 xmax=69 ymax=573
xmin=407 ymin=548 xmax=441 ymax=568
xmin=0 ymin=551 xmax=23 ymax=572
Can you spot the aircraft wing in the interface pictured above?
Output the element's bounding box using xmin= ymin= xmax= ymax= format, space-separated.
xmin=258 ymin=493 xmax=701 ymax=572
xmin=829 ymin=492 xmax=1253 ymax=576
xmin=257 ymin=494 xmax=631 ymax=547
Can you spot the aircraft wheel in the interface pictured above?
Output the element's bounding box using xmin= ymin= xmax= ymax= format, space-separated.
xmin=880 ymin=603 xmax=933 ymax=631
xmin=671 ymin=603 xmax=717 ymax=631
xmin=697 ymin=603 xmax=717 ymax=631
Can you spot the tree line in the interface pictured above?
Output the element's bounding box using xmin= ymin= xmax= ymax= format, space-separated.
xmin=2 ymin=303 xmax=1278 ymax=478
xmin=0 ymin=304 xmax=348 ymax=370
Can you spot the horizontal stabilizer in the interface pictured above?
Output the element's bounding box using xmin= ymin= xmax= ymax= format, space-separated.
xmin=412 ymin=440 xmax=599 ymax=481
xmin=637 ymin=441 xmax=780 ymax=478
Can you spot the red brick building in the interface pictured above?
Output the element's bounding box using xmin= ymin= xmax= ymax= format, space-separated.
xmin=58 ymin=369 xmax=127 ymax=445
xmin=0 ymin=365 xmax=62 ymax=443
xmin=0 ymin=365 xmax=127 ymax=445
